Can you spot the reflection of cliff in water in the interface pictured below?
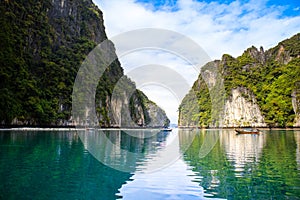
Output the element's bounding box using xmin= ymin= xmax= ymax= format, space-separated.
xmin=179 ymin=129 xmax=266 ymax=178
xmin=179 ymin=129 xmax=227 ymax=197
xmin=79 ymin=129 xmax=171 ymax=172
xmin=220 ymin=130 xmax=266 ymax=177
xmin=116 ymin=129 xmax=216 ymax=200
xmin=295 ymin=131 xmax=300 ymax=170
xmin=180 ymin=129 xmax=300 ymax=199
xmin=0 ymin=131 xmax=132 ymax=200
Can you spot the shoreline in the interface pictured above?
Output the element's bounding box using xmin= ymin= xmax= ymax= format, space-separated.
xmin=1 ymin=127 xmax=300 ymax=131
xmin=0 ymin=127 xmax=164 ymax=131
xmin=175 ymin=127 xmax=300 ymax=131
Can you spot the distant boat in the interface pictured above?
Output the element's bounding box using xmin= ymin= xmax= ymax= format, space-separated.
xmin=235 ymin=129 xmax=260 ymax=134
xmin=85 ymin=127 xmax=95 ymax=132
xmin=160 ymin=128 xmax=172 ymax=132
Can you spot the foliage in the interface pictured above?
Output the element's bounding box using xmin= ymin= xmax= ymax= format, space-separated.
xmin=0 ymin=0 xmax=169 ymax=127
xmin=179 ymin=76 xmax=212 ymax=127
xmin=179 ymin=33 xmax=300 ymax=127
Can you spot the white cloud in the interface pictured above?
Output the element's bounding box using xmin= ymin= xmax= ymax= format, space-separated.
xmin=94 ymin=0 xmax=300 ymax=124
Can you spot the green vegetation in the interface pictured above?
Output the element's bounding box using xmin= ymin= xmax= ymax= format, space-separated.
xmin=179 ymin=33 xmax=300 ymax=127
xmin=179 ymin=76 xmax=212 ymax=127
xmin=0 ymin=0 xmax=97 ymax=125
xmin=0 ymin=0 xmax=169 ymax=127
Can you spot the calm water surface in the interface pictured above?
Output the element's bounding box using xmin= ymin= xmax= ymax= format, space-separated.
xmin=0 ymin=129 xmax=299 ymax=199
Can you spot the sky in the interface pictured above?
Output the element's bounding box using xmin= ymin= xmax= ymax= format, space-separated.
xmin=94 ymin=0 xmax=300 ymax=124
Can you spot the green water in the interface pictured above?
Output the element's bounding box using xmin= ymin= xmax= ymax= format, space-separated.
xmin=0 ymin=129 xmax=299 ymax=199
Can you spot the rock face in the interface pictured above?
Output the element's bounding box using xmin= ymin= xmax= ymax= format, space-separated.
xmin=106 ymin=90 xmax=169 ymax=127
xmin=292 ymin=88 xmax=300 ymax=127
xmin=0 ymin=0 xmax=169 ymax=127
xmin=146 ymin=102 xmax=170 ymax=127
xmin=48 ymin=0 xmax=106 ymax=43
xmin=179 ymin=33 xmax=300 ymax=128
xmin=223 ymin=87 xmax=266 ymax=127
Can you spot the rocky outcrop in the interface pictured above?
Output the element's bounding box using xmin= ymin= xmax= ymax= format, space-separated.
xmin=222 ymin=87 xmax=266 ymax=127
xmin=178 ymin=60 xmax=225 ymax=128
xmin=0 ymin=0 xmax=169 ymax=127
xmin=145 ymin=102 xmax=170 ymax=127
xmin=107 ymin=90 xmax=169 ymax=128
xmin=179 ymin=33 xmax=300 ymax=128
xmin=244 ymin=46 xmax=266 ymax=65
xmin=292 ymin=88 xmax=300 ymax=127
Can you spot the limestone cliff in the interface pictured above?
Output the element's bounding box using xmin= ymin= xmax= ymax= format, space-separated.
xmin=107 ymin=89 xmax=169 ymax=127
xmin=145 ymin=101 xmax=170 ymax=128
xmin=179 ymin=33 xmax=300 ymax=128
xmin=0 ymin=0 xmax=169 ymax=127
xmin=223 ymin=87 xmax=266 ymax=127
xmin=292 ymin=87 xmax=300 ymax=127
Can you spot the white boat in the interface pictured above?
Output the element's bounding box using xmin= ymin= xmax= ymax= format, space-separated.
xmin=160 ymin=128 xmax=172 ymax=132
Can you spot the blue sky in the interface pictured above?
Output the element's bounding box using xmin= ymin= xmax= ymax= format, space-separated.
xmin=96 ymin=0 xmax=300 ymax=123
xmin=266 ymin=0 xmax=300 ymax=16
xmin=135 ymin=0 xmax=300 ymax=16
xmin=97 ymin=0 xmax=300 ymax=58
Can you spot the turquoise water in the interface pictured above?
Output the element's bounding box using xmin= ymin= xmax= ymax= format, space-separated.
xmin=0 ymin=129 xmax=299 ymax=199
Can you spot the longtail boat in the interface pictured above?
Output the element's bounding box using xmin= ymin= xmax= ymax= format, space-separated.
xmin=235 ymin=129 xmax=260 ymax=134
